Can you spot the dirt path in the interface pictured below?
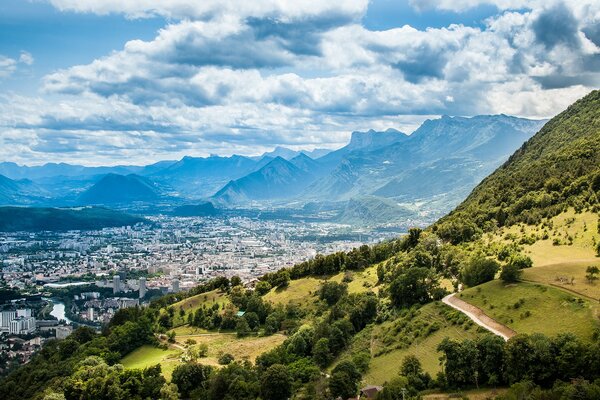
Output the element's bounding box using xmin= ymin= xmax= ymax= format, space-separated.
xmin=442 ymin=293 xmax=516 ymax=341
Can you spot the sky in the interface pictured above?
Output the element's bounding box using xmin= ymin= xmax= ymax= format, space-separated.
xmin=0 ymin=0 xmax=598 ymax=166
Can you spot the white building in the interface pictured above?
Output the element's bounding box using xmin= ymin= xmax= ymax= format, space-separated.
xmin=139 ymin=277 xmax=147 ymax=299
xmin=0 ymin=310 xmax=17 ymax=331
xmin=56 ymin=325 xmax=72 ymax=340
xmin=9 ymin=316 xmax=36 ymax=335
xmin=16 ymin=309 xmax=32 ymax=318
xmin=113 ymin=275 xmax=121 ymax=294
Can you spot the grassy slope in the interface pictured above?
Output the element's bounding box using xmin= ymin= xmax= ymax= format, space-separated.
xmin=340 ymin=302 xmax=484 ymax=386
xmin=120 ymin=334 xmax=286 ymax=378
xmin=121 ymin=345 xmax=182 ymax=380
xmin=264 ymin=265 xmax=379 ymax=307
xmin=459 ymin=280 xmax=599 ymax=339
xmin=168 ymin=289 xmax=230 ymax=326
xmin=174 ymin=333 xmax=286 ymax=367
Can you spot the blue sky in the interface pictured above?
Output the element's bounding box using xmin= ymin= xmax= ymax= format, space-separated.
xmin=0 ymin=0 xmax=598 ymax=165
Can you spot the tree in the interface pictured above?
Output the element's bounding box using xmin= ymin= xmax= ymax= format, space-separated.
xmin=230 ymin=276 xmax=243 ymax=287
xmin=377 ymin=264 xmax=385 ymax=284
xmin=586 ymin=266 xmax=599 ymax=283
xmin=255 ymin=281 xmax=272 ymax=296
xmin=244 ymin=312 xmax=260 ymax=330
xmin=171 ymin=363 xmax=212 ymax=398
xmin=218 ymin=353 xmax=235 ymax=365
xmin=264 ymin=314 xmax=281 ymax=335
xmin=260 ymin=364 xmax=292 ymax=400
xmin=389 ymin=267 xmax=434 ymax=307
xmin=437 ymin=338 xmax=480 ymax=388
xmin=160 ymin=383 xmax=179 ymax=400
xmin=400 ymin=355 xmax=423 ymax=377
xmin=461 ymin=257 xmax=499 ymax=287
xmin=313 ymin=338 xmax=332 ymax=368
xmin=500 ymin=264 xmax=522 ymax=283
xmin=273 ymin=270 xmax=290 ymax=289
xmin=318 ymin=281 xmax=347 ymax=305
xmin=197 ymin=343 xmax=209 ymax=357
xmin=236 ymin=318 xmax=251 ymax=337
xmin=329 ymin=361 xmax=361 ymax=399
xmin=507 ymin=254 xmax=533 ymax=269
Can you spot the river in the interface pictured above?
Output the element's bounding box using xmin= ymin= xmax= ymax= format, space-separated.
xmin=43 ymin=298 xmax=72 ymax=324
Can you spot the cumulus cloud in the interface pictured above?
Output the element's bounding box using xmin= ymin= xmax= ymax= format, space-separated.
xmin=0 ymin=0 xmax=598 ymax=164
xmin=0 ymin=51 xmax=34 ymax=79
xmin=46 ymin=0 xmax=369 ymax=21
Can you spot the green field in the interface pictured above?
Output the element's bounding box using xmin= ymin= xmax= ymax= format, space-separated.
xmin=120 ymin=345 xmax=182 ymax=380
xmin=174 ymin=333 xmax=286 ymax=367
xmin=523 ymin=260 xmax=600 ymax=301
xmin=459 ymin=280 xmax=599 ymax=339
xmin=488 ymin=209 xmax=599 ymax=267
xmin=338 ymin=302 xmax=483 ymax=386
xmin=264 ymin=265 xmax=379 ymax=307
xmin=168 ymin=289 xmax=230 ymax=326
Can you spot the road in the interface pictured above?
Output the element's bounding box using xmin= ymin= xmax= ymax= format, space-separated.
xmin=442 ymin=293 xmax=517 ymax=341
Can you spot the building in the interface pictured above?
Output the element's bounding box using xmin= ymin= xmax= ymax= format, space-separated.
xmin=55 ymin=325 xmax=72 ymax=340
xmin=87 ymin=307 xmax=95 ymax=321
xmin=9 ymin=316 xmax=36 ymax=335
xmin=171 ymin=278 xmax=180 ymax=293
xmin=113 ymin=275 xmax=121 ymax=294
xmin=139 ymin=277 xmax=147 ymax=299
xmin=0 ymin=310 xmax=17 ymax=331
xmin=16 ymin=309 xmax=32 ymax=318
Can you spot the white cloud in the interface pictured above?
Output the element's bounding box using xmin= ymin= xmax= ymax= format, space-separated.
xmin=0 ymin=0 xmax=597 ymax=164
xmin=19 ymin=51 xmax=34 ymax=65
xmin=0 ymin=56 xmax=17 ymax=78
xmin=47 ymin=0 xmax=369 ymax=21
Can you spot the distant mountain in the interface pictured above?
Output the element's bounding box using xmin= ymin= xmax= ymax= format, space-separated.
xmin=254 ymin=146 xmax=332 ymax=161
xmin=0 ymin=174 xmax=49 ymax=205
xmin=337 ymin=196 xmax=413 ymax=226
xmin=0 ymin=162 xmax=138 ymax=180
xmin=0 ymin=206 xmax=146 ymax=232
xmin=303 ymin=115 xmax=545 ymax=214
xmin=213 ymin=157 xmax=312 ymax=204
xmin=172 ymin=202 xmax=219 ymax=217
xmin=317 ymin=128 xmax=409 ymax=168
xmin=151 ymin=155 xmax=259 ymax=198
xmin=289 ymin=153 xmax=322 ymax=175
xmin=78 ymin=174 xmax=160 ymax=205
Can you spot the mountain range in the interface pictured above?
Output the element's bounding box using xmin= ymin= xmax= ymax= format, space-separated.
xmin=0 ymin=114 xmax=546 ymax=225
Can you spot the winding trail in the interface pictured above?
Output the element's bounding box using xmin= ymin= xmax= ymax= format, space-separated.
xmin=442 ymin=293 xmax=516 ymax=341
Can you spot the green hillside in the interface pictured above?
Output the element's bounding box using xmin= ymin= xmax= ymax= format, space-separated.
xmin=0 ymin=206 xmax=146 ymax=231
xmin=434 ymin=90 xmax=600 ymax=243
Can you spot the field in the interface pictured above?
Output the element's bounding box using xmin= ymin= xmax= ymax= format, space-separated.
xmin=459 ymin=280 xmax=599 ymax=339
xmin=264 ymin=265 xmax=378 ymax=307
xmin=488 ymin=209 xmax=599 ymax=267
xmin=523 ymin=261 xmax=600 ymax=300
xmin=337 ymin=302 xmax=484 ymax=386
xmin=120 ymin=333 xmax=286 ymax=379
xmin=168 ymin=289 xmax=230 ymax=326
xmin=120 ymin=345 xmax=182 ymax=380
xmin=173 ymin=333 xmax=287 ymax=367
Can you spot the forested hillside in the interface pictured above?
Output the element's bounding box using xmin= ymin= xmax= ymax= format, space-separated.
xmin=435 ymin=90 xmax=600 ymax=244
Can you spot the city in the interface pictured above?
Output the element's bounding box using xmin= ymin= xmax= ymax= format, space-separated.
xmin=0 ymin=214 xmax=400 ymax=375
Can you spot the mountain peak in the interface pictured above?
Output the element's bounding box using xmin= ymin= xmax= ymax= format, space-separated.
xmin=348 ymin=128 xmax=408 ymax=150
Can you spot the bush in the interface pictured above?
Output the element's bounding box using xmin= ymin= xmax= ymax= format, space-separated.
xmin=461 ymin=257 xmax=500 ymax=287
xmin=500 ymin=264 xmax=522 ymax=283
xmin=218 ymin=353 xmax=234 ymax=365
xmin=507 ymin=254 xmax=533 ymax=269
